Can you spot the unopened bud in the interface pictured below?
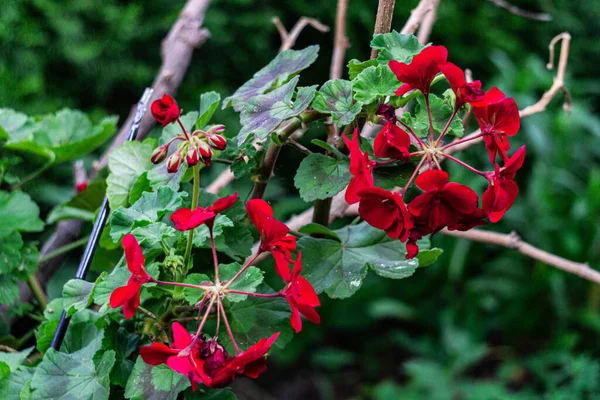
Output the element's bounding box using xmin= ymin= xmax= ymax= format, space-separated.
xmin=198 ymin=142 xmax=213 ymax=166
xmin=185 ymin=147 xmax=199 ymax=167
xmin=151 ymin=144 xmax=169 ymax=164
xmin=206 ymin=133 xmax=227 ymax=151
xmin=206 ymin=124 xmax=225 ymax=134
xmin=167 ymin=150 xmax=182 ymax=173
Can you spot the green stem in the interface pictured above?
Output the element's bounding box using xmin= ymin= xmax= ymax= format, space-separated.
xmin=27 ymin=275 xmax=48 ymax=310
xmin=38 ymin=236 xmax=90 ymax=264
xmin=178 ymin=164 xmax=200 ymax=296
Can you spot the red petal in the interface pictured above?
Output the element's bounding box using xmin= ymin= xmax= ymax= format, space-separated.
xmin=297 ymin=303 xmax=321 ymax=325
xmin=289 ymin=305 xmax=302 ymax=333
xmin=122 ymin=292 xmax=140 ymax=319
xmin=122 ymin=234 xmax=145 ymax=275
xmin=442 ymin=183 xmax=479 ymax=214
xmin=394 ymin=83 xmax=414 ymax=97
xmin=439 ymin=62 xmax=465 ymax=93
xmin=406 ymin=240 xmax=419 ymax=259
xmin=246 ymin=199 xmax=274 ymax=234
xmin=493 ymin=98 xmax=520 ymax=136
xmin=166 ymin=356 xmax=193 ymax=376
xmin=171 ymin=322 xmax=192 ymax=349
xmin=415 ymin=170 xmax=449 ymax=192
xmin=297 ymin=276 xmax=320 ymax=307
xmin=501 ymin=145 xmax=526 ymax=180
xmin=170 ymin=208 xmax=215 ymax=231
xmin=212 ymin=192 xmax=239 ymax=214
xmin=140 ymin=343 xmax=178 ymax=366
xmin=109 ymin=285 xmax=136 ymax=309
xmin=273 ymin=251 xmax=292 ymax=282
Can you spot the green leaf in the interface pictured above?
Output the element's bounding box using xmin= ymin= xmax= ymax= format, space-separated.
xmin=0 ymin=278 xmax=20 ymax=305
xmin=0 ymin=347 xmax=33 ymax=372
xmin=414 ymin=239 xmax=443 ymax=267
xmin=312 ymin=79 xmax=363 ymax=127
xmin=224 ymin=45 xmax=319 ymax=111
xmin=0 ymin=191 xmax=44 ymax=237
xmin=294 ymin=153 xmax=351 ymax=202
xmin=47 ymin=180 xmax=107 ymax=224
xmin=237 ymin=76 xmax=316 ymax=145
xmin=347 ymin=59 xmax=378 ymax=81
xmin=402 ymin=94 xmax=464 ymax=138
xmin=0 ymin=109 xmax=28 ymax=140
xmin=373 ymin=163 xmax=414 ymax=190
xmin=30 ymin=333 xmax=115 ymax=400
xmin=125 ymin=356 xmax=190 ymax=400
xmin=220 ymin=263 xmax=264 ymax=302
xmin=222 ymin=290 xmax=292 ymax=352
xmin=185 ymin=387 xmax=237 ymax=400
xmin=370 ymin=31 xmax=426 ymax=65
xmin=110 ymin=186 xmax=186 ymax=242
xmin=298 ymin=221 xmax=420 ymax=298
xmin=92 ymin=266 xmax=130 ymax=311
xmin=129 ymin=172 xmax=152 ymax=205
xmin=0 ymin=232 xmax=23 ymax=273
xmin=0 ymin=366 xmax=34 ymax=400
xmin=147 ymin=161 xmax=187 ymax=192
xmin=104 ymin=326 xmax=139 ymax=388
xmin=62 ymin=279 xmax=98 ymax=317
xmin=298 ymin=223 xmax=342 ymax=242
xmin=132 ymin=222 xmax=178 ymax=255
xmin=192 ymin=214 xmax=234 ymax=248
xmin=197 ymin=91 xmax=221 ymax=129
xmin=183 ymin=273 xmax=210 ymax=306
xmin=106 ymin=140 xmax=155 ymax=209
xmin=352 ymin=65 xmax=398 ymax=104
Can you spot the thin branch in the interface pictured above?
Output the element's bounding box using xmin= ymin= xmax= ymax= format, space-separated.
xmin=371 ymin=0 xmax=397 ymax=59
xmin=400 ymin=0 xmax=437 ymax=36
xmin=274 ymin=16 xmax=330 ymax=53
xmin=330 ymin=0 xmax=350 ymax=79
xmin=440 ymin=228 xmax=599 ymax=284
xmin=486 ymin=0 xmax=552 ymax=22
xmin=416 ymin=0 xmax=439 ymax=44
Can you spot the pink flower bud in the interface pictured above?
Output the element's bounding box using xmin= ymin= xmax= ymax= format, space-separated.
xmin=150 ymin=144 xmax=169 ymax=164
xmin=185 ymin=147 xmax=199 ymax=167
xmin=167 ymin=150 xmax=182 ymax=173
xmin=198 ymin=143 xmax=213 ymax=166
xmin=206 ymin=133 xmax=227 ymax=151
xmin=207 ymin=124 xmax=225 ymax=134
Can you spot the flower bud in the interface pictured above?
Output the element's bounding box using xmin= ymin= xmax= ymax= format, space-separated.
xmin=198 ymin=142 xmax=213 ymax=166
xmin=150 ymin=144 xmax=169 ymax=164
xmin=206 ymin=124 xmax=225 ymax=134
xmin=206 ymin=133 xmax=227 ymax=151
xmin=166 ymin=150 xmax=182 ymax=173
xmin=185 ymin=147 xmax=200 ymax=167
xmin=76 ymin=182 xmax=88 ymax=193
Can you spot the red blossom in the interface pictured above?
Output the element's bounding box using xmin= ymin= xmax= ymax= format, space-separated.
xmin=151 ymin=94 xmax=180 ymax=127
xmin=482 ymin=146 xmax=526 ymax=222
xmin=373 ymin=121 xmax=411 ymax=162
xmin=439 ymin=62 xmax=485 ymax=109
xmin=109 ymin=234 xmax=153 ymax=319
xmin=75 ymin=182 xmax=88 ymax=193
xmin=357 ymin=186 xmax=413 ymax=242
xmin=343 ymin=130 xmax=375 ymax=205
xmin=389 ymin=45 xmax=448 ymax=97
xmin=473 ymin=97 xmax=520 ymax=163
xmin=281 ymin=253 xmax=320 ymax=333
xmin=408 ymin=170 xmax=480 ymax=233
xmin=246 ymin=199 xmax=296 ymax=280
xmin=171 ymin=192 xmax=239 ymax=231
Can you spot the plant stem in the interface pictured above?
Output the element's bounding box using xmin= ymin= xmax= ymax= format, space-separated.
xmin=398 ymin=119 xmax=427 ymax=149
xmin=225 ymin=289 xmax=281 ymax=298
xmin=400 ymin=155 xmax=428 ymax=195
xmin=435 ymin=106 xmax=459 ymax=146
xmin=177 ymin=118 xmax=192 ymax=141
xmin=210 ymin=229 xmax=220 ymax=283
xmin=38 ymin=236 xmax=90 ymax=263
xmin=27 ymin=275 xmax=48 ymax=310
xmin=439 ymin=153 xmax=487 ymax=176
xmin=312 ymin=197 xmax=332 ymax=226
xmin=441 ymin=132 xmax=484 ymax=151
xmin=180 ymin=164 xmax=201 ymax=295
xmin=153 ymin=279 xmax=211 ymax=291
xmin=218 ymin=299 xmax=241 ymax=354
xmin=424 ymin=94 xmax=436 ymax=144
xmin=191 ymin=294 xmax=216 ymax=346
xmin=223 ymin=252 xmax=262 ymax=288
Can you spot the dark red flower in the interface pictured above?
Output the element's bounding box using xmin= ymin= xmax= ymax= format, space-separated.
xmin=109 ymin=234 xmax=153 ymax=319
xmin=246 ymin=199 xmax=296 ymax=281
xmin=473 ymin=97 xmax=520 ymax=163
xmin=151 ymin=94 xmax=180 ymax=127
xmin=75 ymin=181 xmax=88 ymax=193
xmin=482 ymin=146 xmax=526 ymax=222
xmin=389 ymin=46 xmax=448 ymax=97
xmin=439 ymin=62 xmax=485 ymax=109
xmin=281 ymin=252 xmax=320 ymax=333
xmin=373 ymin=121 xmax=411 ymax=162
xmin=343 ymin=130 xmax=375 ymax=205
xmin=171 ymin=192 xmax=239 ymax=231
xmin=408 ymin=170 xmax=480 ymax=233
xmin=375 ymin=104 xmax=397 ymax=122
xmin=357 ymin=186 xmax=413 ymax=242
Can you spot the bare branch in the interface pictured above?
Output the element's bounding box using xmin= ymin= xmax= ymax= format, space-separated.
xmin=400 ymin=0 xmax=436 ymax=36
xmin=330 ymin=0 xmax=350 ymax=80
xmin=371 ymin=0 xmax=397 ymax=59
xmin=276 ymin=16 xmax=329 ymax=52
xmin=440 ymin=228 xmax=599 ymax=284
xmin=416 ymin=0 xmax=439 ymax=44
xmin=486 ymin=0 xmax=552 ymax=22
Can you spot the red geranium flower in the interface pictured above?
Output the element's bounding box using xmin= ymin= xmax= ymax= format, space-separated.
xmin=171 ymin=192 xmax=239 ymax=231
xmin=109 ymin=234 xmax=153 ymax=319
xmin=482 ymin=145 xmax=526 ymax=222
xmin=439 ymin=62 xmax=485 ymax=108
xmin=281 ymin=252 xmax=320 ymax=333
xmin=357 ymin=186 xmax=413 ymax=242
xmin=246 ymin=199 xmax=296 ymax=280
xmin=408 ymin=170 xmax=480 ymax=233
xmin=343 ymin=129 xmax=375 ymax=205
xmin=389 ymin=45 xmax=448 ymax=97
xmin=151 ymin=94 xmax=181 ymax=127
xmin=473 ymin=97 xmax=520 ymax=163
xmin=373 ymin=121 xmax=411 ymax=162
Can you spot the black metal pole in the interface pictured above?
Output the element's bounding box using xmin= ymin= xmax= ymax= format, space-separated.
xmin=50 ymin=88 xmax=153 ymax=351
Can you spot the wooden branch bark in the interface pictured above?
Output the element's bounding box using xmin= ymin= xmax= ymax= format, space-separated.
xmin=486 ymin=0 xmax=552 ymax=22
xmin=371 ymin=0 xmax=397 ymax=59
xmin=8 ymin=0 xmax=214 ymax=321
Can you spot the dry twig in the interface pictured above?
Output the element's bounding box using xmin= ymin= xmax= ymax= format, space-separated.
xmin=486 ymin=0 xmax=552 ymax=22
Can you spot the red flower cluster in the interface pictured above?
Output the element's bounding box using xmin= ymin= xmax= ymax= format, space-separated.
xmin=149 ymin=95 xmax=227 ymax=171
xmin=344 ymin=44 xmax=524 ymax=258
xmin=140 ymin=322 xmax=279 ymax=389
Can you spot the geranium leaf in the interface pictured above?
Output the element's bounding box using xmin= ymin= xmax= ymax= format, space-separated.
xmin=0 ymin=232 xmax=23 ymax=273
xmin=110 ymin=186 xmax=186 ymax=243
xmin=370 ymin=31 xmax=426 ymax=65
xmin=224 ymin=45 xmax=319 ymax=111
xmin=312 ymin=79 xmax=363 ymax=127
xmin=294 ymin=153 xmax=351 ymax=202
xmin=62 ymin=279 xmax=96 ymax=317
xmin=125 ymin=356 xmax=190 ymax=400
xmin=129 ymin=172 xmax=152 ymax=205
xmin=298 ymin=221 xmax=422 ymax=299
xmin=183 ymin=273 xmax=211 ymax=306
xmin=0 ymin=347 xmax=33 ymax=372
xmin=352 ymin=65 xmax=398 ymax=104
xmin=92 ymin=266 xmax=130 ymax=312
xmin=0 ymin=108 xmax=28 ymax=140
xmin=47 ymin=180 xmax=107 ymax=224
xmin=197 ymin=91 xmax=221 ymax=129
xmin=132 ymin=222 xmax=179 ymax=256
xmin=347 ymin=59 xmax=377 ymax=81
xmin=237 ymin=76 xmax=316 ymax=145
xmin=0 ymin=190 xmax=44 ymax=237
xmin=372 ymin=162 xmax=414 ymax=190
xmin=0 ymin=278 xmax=20 ymax=305
xmin=220 ymin=263 xmax=264 ymax=303
xmin=106 ymin=140 xmax=155 ymax=209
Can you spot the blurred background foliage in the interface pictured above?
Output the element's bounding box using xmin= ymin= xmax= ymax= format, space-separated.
xmin=1 ymin=0 xmax=600 ymax=398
